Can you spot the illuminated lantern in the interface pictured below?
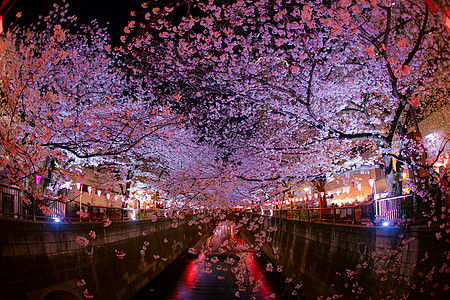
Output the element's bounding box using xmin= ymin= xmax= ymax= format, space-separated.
xmin=106 ymin=193 xmax=111 ymax=201
xmin=87 ymin=186 xmax=93 ymax=195
xmin=356 ymin=183 xmax=362 ymax=191
xmin=368 ymin=179 xmax=374 ymax=193
xmin=346 ymin=187 xmax=350 ymax=194
xmin=97 ymin=190 xmax=102 ymax=198
xmin=314 ymin=193 xmax=318 ymax=199
xmin=424 ymin=0 xmax=438 ymax=13
xmin=65 ymin=182 xmax=71 ymax=190
xmin=114 ymin=195 xmax=118 ymax=202
xmin=446 ymin=10 xmax=450 ymax=32
xmin=76 ymin=183 xmax=82 ymax=193
xmin=35 ymin=175 xmax=41 ymax=186
xmin=328 ymin=192 xmax=332 ymax=197
xmin=308 ymin=195 xmax=312 ymax=201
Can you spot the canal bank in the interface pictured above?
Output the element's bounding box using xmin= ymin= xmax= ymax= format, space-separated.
xmin=0 ymin=215 xmax=210 ymax=300
xmin=241 ymin=214 xmax=450 ymax=299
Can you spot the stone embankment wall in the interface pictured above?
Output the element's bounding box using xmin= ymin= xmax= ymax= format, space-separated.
xmin=0 ymin=216 xmax=209 ymax=300
xmin=241 ymin=214 xmax=449 ymax=300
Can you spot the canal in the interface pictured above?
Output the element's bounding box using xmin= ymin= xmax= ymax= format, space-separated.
xmin=132 ymin=221 xmax=304 ymax=299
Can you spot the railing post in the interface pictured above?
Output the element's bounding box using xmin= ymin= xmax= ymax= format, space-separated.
xmin=352 ymin=207 xmax=355 ymax=224
xmin=375 ymin=199 xmax=378 ymax=218
xmin=32 ymin=197 xmax=36 ymax=221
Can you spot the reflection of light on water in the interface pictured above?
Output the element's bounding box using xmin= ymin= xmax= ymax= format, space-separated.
xmin=245 ymin=252 xmax=273 ymax=296
xmin=171 ymin=253 xmax=204 ymax=298
xmin=169 ymin=221 xmax=279 ymax=299
xmin=183 ymin=259 xmax=198 ymax=287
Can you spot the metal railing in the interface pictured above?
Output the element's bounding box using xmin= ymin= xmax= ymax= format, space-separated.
xmin=374 ymin=194 xmax=414 ymax=222
xmin=260 ymin=201 xmax=374 ymax=224
xmin=0 ymin=183 xmax=23 ymax=218
xmin=0 ymin=183 xmax=173 ymax=222
xmin=258 ymin=193 xmax=445 ymax=225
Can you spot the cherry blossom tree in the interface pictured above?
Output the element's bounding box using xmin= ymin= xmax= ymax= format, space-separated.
xmin=125 ymin=0 xmax=449 ymax=199
xmin=0 ymin=2 xmax=183 ymax=210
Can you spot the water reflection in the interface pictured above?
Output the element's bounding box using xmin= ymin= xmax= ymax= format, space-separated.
xmin=133 ymin=221 xmax=302 ymax=300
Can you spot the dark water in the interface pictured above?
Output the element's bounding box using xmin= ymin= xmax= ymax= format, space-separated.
xmin=132 ymin=222 xmax=303 ymax=300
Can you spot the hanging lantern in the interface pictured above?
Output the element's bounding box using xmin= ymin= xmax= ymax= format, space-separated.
xmin=114 ymin=195 xmax=118 ymax=202
xmin=346 ymin=187 xmax=350 ymax=194
xmin=424 ymin=0 xmax=438 ymax=13
xmin=76 ymin=183 xmax=82 ymax=193
xmin=320 ymin=192 xmax=325 ymax=198
xmin=87 ymin=186 xmax=93 ymax=195
xmin=35 ymin=175 xmax=41 ymax=186
xmin=328 ymin=191 xmax=332 ymax=197
xmin=106 ymin=193 xmax=111 ymax=201
xmin=65 ymin=182 xmax=71 ymax=190
xmin=97 ymin=190 xmax=102 ymax=197
xmin=314 ymin=193 xmax=318 ymax=199
xmin=446 ymin=10 xmax=450 ymax=32
xmin=356 ymin=183 xmax=362 ymax=191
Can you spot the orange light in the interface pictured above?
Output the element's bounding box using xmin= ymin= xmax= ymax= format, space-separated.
xmin=445 ymin=10 xmax=450 ymax=32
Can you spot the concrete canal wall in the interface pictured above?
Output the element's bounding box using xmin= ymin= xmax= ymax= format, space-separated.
xmin=241 ymin=214 xmax=449 ymax=300
xmin=0 ymin=216 xmax=209 ymax=300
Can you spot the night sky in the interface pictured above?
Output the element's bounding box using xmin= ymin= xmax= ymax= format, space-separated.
xmin=1 ymin=0 xmax=143 ymax=43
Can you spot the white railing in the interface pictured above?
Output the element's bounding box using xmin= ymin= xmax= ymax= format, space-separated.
xmin=375 ymin=194 xmax=414 ymax=222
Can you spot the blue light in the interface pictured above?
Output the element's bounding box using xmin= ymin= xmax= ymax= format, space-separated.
xmin=382 ymin=221 xmax=389 ymax=227
xmin=54 ymin=218 xmax=61 ymax=223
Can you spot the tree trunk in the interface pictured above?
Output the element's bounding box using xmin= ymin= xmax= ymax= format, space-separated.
xmin=312 ymin=179 xmax=326 ymax=208
xmin=383 ymin=155 xmax=403 ymax=196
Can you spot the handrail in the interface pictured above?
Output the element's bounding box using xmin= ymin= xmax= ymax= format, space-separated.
xmin=256 ymin=194 xmax=428 ymax=225
xmin=0 ymin=183 xmax=176 ymax=222
xmin=260 ymin=204 xmax=370 ymax=225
